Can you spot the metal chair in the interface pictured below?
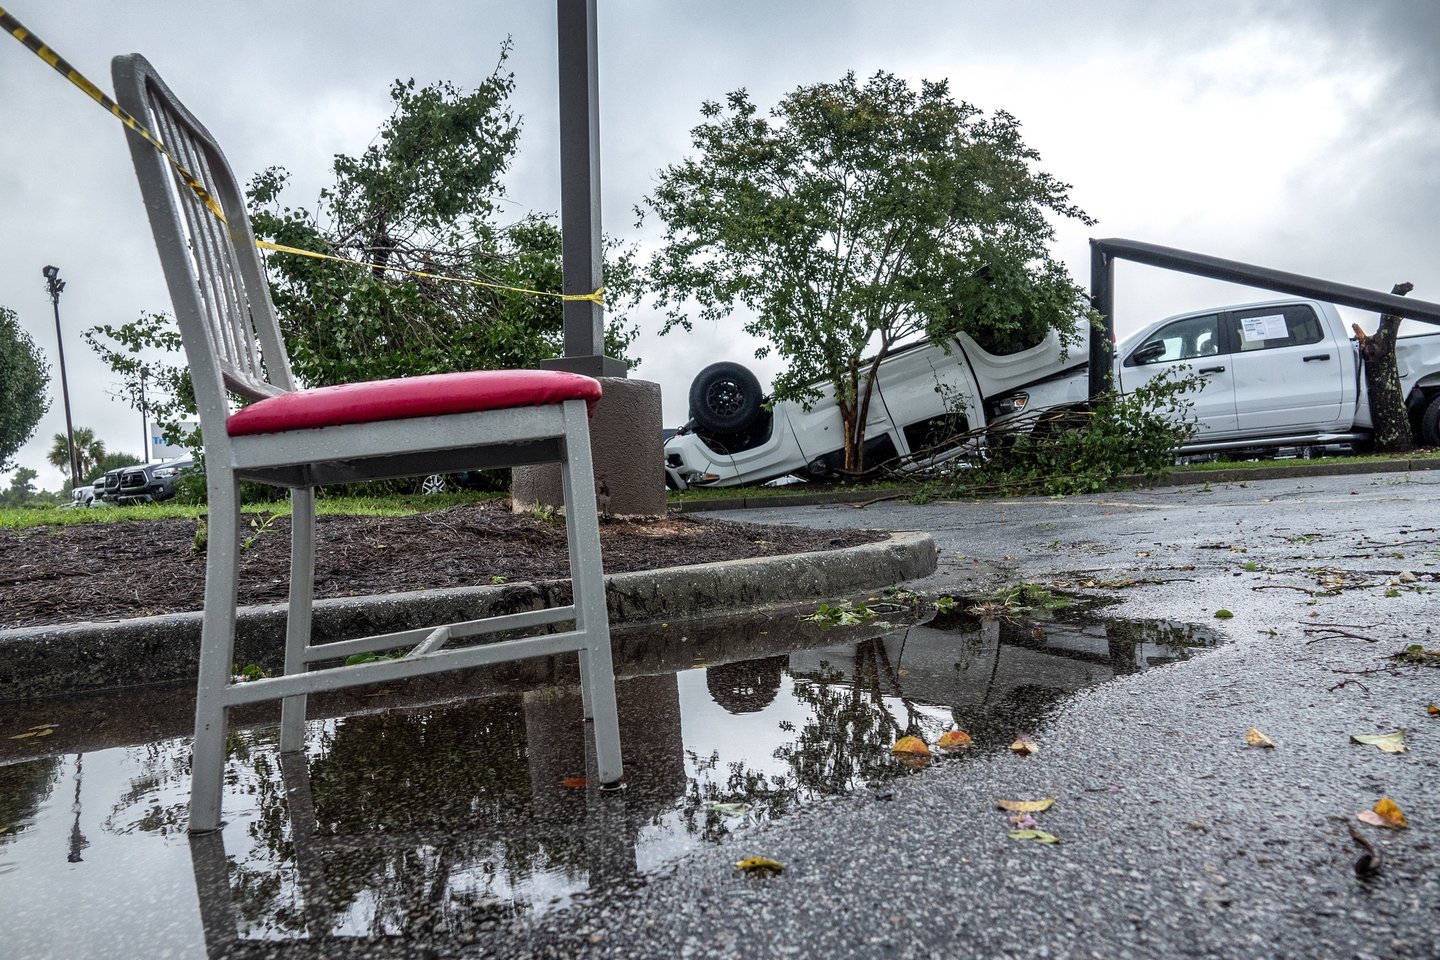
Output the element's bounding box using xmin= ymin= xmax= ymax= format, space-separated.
xmin=111 ymin=53 xmax=623 ymax=832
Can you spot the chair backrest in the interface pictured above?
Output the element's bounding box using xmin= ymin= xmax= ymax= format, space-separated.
xmin=111 ymin=54 xmax=295 ymax=441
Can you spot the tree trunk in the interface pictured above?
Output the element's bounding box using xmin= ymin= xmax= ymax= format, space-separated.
xmin=843 ymin=357 xmax=886 ymax=475
xmin=1353 ymin=282 xmax=1414 ymax=453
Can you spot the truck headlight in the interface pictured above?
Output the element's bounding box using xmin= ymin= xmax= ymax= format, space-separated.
xmin=990 ymin=393 xmax=1029 ymax=417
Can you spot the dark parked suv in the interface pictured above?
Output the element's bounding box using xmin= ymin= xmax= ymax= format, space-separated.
xmin=115 ymin=458 xmax=194 ymax=503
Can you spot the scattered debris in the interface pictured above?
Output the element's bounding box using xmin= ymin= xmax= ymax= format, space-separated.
xmin=891 ymin=735 xmax=930 ymax=756
xmin=1392 ymin=644 xmax=1440 ymax=668
xmin=735 ymin=856 xmax=785 ymax=875
xmin=7 ymin=723 xmax=57 ymax=741
xmin=997 ymin=797 xmax=1055 ymax=813
xmin=1007 ymin=828 xmax=1059 ymax=844
xmin=1350 ymin=730 xmax=1407 ymax=754
xmin=1356 ymin=797 xmax=1407 ymax=830
xmin=936 ymin=730 xmax=972 ymax=751
xmin=1347 ymin=821 xmax=1383 ymax=877
xmin=1245 ymin=728 xmax=1276 ymax=748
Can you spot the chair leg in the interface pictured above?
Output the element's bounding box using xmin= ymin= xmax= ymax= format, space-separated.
xmin=280 ymin=486 xmax=316 ymax=754
xmin=560 ymin=400 xmax=624 ymax=787
xmin=190 ymin=470 xmax=243 ymax=832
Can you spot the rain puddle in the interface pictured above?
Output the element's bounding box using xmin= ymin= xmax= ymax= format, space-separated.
xmin=0 ymin=597 xmax=1221 ymax=956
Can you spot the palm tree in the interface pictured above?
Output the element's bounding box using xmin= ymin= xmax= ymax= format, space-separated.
xmin=47 ymin=427 xmax=107 ymax=484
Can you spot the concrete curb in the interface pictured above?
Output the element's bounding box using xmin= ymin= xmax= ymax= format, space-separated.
xmin=668 ymin=456 xmax=1440 ymax=512
xmin=0 ymin=531 xmax=936 ymax=701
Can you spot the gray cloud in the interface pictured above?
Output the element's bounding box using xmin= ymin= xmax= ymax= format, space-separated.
xmin=2 ymin=1 xmax=1436 ymax=488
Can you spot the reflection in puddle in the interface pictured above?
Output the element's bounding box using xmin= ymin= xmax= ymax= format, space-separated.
xmin=0 ymin=605 xmax=1219 ymax=955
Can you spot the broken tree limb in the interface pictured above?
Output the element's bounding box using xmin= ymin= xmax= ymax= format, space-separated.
xmin=1356 ymin=281 xmax=1416 ymax=453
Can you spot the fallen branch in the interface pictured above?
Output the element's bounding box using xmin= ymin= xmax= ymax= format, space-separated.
xmin=1305 ymin=628 xmax=1377 ymax=644
xmin=1252 ymin=585 xmax=1318 ymax=596
xmin=1347 ymin=820 xmax=1382 ymax=877
xmin=848 ymin=493 xmax=907 ymax=509
xmin=1327 ymin=678 xmax=1370 ymax=694
xmin=1328 ymin=666 xmax=1397 ymax=677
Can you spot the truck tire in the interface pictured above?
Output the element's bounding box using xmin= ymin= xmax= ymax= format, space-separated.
xmin=1420 ymin=393 xmax=1440 ymax=447
xmin=688 ymin=362 xmax=763 ymax=435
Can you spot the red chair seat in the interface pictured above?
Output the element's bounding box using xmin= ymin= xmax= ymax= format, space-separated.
xmin=227 ymin=369 xmax=602 ymax=437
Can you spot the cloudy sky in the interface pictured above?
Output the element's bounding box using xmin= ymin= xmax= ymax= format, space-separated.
xmin=3 ymin=0 xmax=1437 ymax=490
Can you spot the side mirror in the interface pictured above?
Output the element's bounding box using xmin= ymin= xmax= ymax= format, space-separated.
xmin=1130 ymin=340 xmax=1166 ymax=365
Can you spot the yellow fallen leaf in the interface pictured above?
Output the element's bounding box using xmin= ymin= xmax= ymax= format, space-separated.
xmin=1356 ymin=797 xmax=1407 ymax=829
xmin=8 ymin=731 xmax=36 ymax=740
xmin=1245 ymin=728 xmax=1275 ymax=748
xmin=1427 ymin=704 xmax=1438 ymax=717
xmin=997 ymin=797 xmax=1055 ymax=813
xmin=1010 ymin=736 xmax=1039 ymax=756
xmin=1007 ymin=829 xmax=1059 ymax=844
xmin=735 ymin=856 xmax=785 ymax=874
xmin=936 ymin=730 xmax=972 ymax=751
xmin=1350 ymin=730 xmax=1407 ymax=754
xmin=891 ymin=735 xmax=930 ymax=756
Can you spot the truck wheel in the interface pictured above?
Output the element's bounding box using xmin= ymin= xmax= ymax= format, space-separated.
xmin=688 ymin=362 xmax=763 ymax=435
xmin=1420 ymin=393 xmax=1440 ymax=447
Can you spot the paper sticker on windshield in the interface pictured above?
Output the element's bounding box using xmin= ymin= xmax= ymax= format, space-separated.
xmin=1240 ymin=314 xmax=1288 ymax=342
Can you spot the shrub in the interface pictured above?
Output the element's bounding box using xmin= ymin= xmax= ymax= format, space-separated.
xmin=928 ymin=368 xmax=1199 ymax=497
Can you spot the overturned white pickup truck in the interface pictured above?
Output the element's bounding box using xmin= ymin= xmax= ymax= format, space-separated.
xmin=663 ymin=326 xmax=1088 ymax=489
xmin=1112 ymin=298 xmax=1440 ymax=455
xmin=664 ymin=296 xmax=1440 ymax=488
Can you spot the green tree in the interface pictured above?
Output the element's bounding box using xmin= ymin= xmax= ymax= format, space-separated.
xmin=90 ymin=450 xmax=144 ymax=483
xmin=46 ymin=426 xmax=106 ymax=485
xmin=82 ymin=312 xmax=196 ymax=451
xmin=643 ymin=71 xmax=1095 ymax=473
xmin=0 ymin=466 xmax=39 ymax=507
xmin=247 ymin=49 xmax=640 ymax=388
xmin=0 ymin=305 xmax=51 ymax=472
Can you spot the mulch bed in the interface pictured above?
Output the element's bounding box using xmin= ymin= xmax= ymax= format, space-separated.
xmin=0 ymin=500 xmax=879 ymax=630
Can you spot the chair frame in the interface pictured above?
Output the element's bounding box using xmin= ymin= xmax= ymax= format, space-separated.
xmin=111 ymin=53 xmax=623 ymax=833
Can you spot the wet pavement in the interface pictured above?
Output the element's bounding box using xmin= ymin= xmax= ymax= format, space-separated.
xmin=3 ymin=471 xmax=1439 ymax=958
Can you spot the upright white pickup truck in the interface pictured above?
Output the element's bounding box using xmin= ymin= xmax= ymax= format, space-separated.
xmin=1113 ymin=298 xmax=1440 ymax=453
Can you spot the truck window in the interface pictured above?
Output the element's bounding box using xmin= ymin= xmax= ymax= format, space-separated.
xmin=1228 ymin=305 xmax=1324 ymax=352
xmin=1125 ymin=314 xmax=1220 ymax=366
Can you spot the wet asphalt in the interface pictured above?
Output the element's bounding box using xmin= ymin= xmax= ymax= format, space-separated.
xmin=502 ymin=471 xmax=1440 ymax=959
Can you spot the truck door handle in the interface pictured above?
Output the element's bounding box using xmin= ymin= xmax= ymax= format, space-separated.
xmin=1303 ymin=354 xmax=1331 ymax=362
xmin=1198 ymin=366 xmax=1225 ymax=374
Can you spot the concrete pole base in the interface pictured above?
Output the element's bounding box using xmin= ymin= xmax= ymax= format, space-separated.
xmin=512 ymin=377 xmax=666 ymax=517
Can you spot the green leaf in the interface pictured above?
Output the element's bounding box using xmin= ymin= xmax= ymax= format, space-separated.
xmin=1214 ymin=609 xmax=1233 ymax=619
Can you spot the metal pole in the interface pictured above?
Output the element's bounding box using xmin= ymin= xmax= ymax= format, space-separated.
xmin=550 ymin=0 xmax=626 ymax=378
xmin=1090 ymin=237 xmax=1440 ymax=326
xmin=42 ymin=265 xmax=80 ymax=488
xmin=140 ymin=368 xmax=150 ymax=462
xmin=1088 ymin=241 xmax=1114 ymax=399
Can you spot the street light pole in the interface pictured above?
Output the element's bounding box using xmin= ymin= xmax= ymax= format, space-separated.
xmin=42 ymin=265 xmax=80 ymax=488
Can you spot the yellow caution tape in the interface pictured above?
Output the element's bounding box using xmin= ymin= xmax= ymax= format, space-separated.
xmin=255 ymin=239 xmax=606 ymax=302
xmin=0 ymin=5 xmax=604 ymax=305
xmin=0 ymin=5 xmax=227 ymax=223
